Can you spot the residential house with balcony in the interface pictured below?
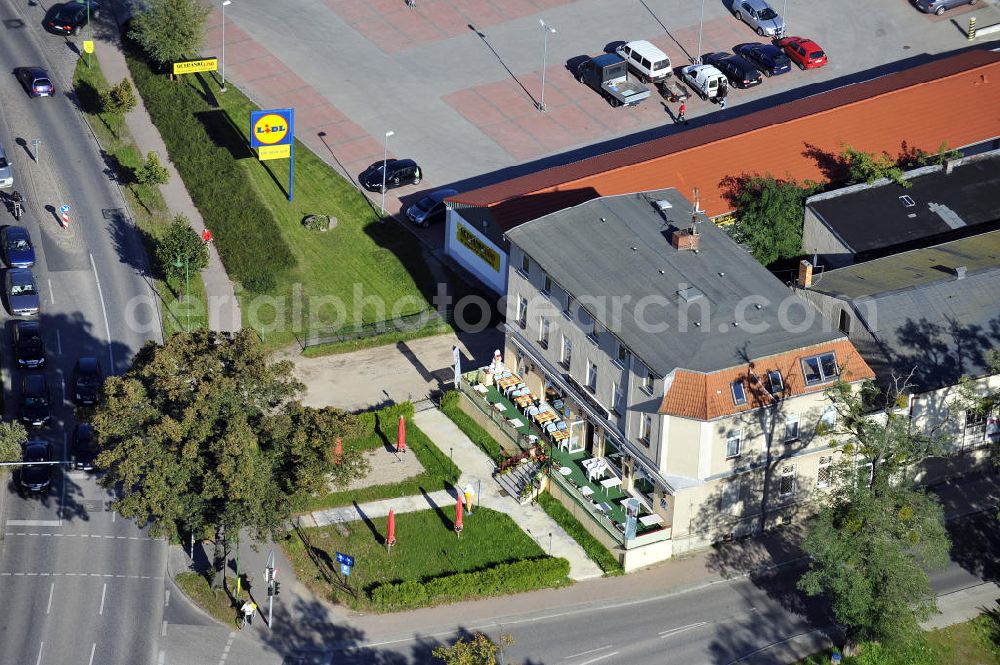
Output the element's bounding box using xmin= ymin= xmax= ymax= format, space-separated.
xmin=481 ymin=188 xmax=875 ymax=570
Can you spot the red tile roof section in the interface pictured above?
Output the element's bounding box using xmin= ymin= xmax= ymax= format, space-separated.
xmin=452 ymin=49 xmax=1000 ymax=230
xmin=659 ymin=339 xmax=875 ymax=420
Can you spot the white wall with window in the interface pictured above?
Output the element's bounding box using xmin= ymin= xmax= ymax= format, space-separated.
xmin=816 ymin=455 xmax=833 ymax=488
xmin=784 ymin=414 xmax=800 ymax=442
xmin=538 ymin=317 xmax=550 ymax=349
xmin=726 ymin=430 xmax=742 ymax=459
xmin=779 ymin=465 xmax=796 ymax=498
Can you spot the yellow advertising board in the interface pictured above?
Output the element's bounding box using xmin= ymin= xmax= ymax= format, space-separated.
xmin=258 ymin=144 xmax=291 ymax=161
xmin=83 ymin=40 xmax=94 ymax=54
xmin=172 ymin=58 xmax=219 ymax=75
xmin=457 ymin=225 xmax=500 ymax=272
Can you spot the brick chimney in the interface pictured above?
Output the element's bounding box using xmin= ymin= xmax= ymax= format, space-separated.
xmin=798 ymin=260 xmax=813 ymax=288
xmin=671 ymin=226 xmax=700 ymax=251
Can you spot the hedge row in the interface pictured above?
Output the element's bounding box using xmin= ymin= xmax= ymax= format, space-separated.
xmin=440 ymin=391 xmax=503 ymax=463
xmin=537 ymin=492 xmax=623 ymax=575
xmin=124 ymin=44 xmax=294 ymax=292
xmin=370 ymin=556 xmax=570 ymax=611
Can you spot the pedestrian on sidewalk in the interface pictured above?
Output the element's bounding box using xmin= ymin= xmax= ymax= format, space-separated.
xmin=677 ymin=102 xmax=686 ymax=124
xmin=202 ymin=227 xmax=213 ymax=244
xmin=240 ymin=599 xmax=257 ymax=628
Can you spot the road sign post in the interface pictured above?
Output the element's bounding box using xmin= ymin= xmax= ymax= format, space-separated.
xmin=59 ymin=204 xmax=71 ymax=229
xmin=265 ymin=550 xmax=275 ymax=628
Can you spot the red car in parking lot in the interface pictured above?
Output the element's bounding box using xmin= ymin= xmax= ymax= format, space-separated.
xmin=778 ymin=36 xmax=827 ymax=70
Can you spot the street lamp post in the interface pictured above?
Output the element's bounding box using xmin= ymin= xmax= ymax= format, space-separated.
xmin=221 ymin=0 xmax=232 ymax=92
xmin=696 ymin=0 xmax=706 ymax=64
xmin=86 ymin=0 xmax=92 ymax=68
xmin=538 ymin=20 xmax=556 ymax=111
xmin=173 ymin=253 xmax=190 ymax=332
xmin=781 ymin=0 xmax=788 ymax=32
xmin=380 ymin=130 xmax=394 ymax=215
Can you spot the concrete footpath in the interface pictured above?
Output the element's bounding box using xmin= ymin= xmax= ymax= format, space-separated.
xmin=99 ymin=4 xmax=241 ymax=333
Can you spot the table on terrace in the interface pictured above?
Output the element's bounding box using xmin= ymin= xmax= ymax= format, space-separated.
xmin=639 ymin=514 xmax=664 ymax=527
xmin=497 ymin=375 xmax=521 ymax=390
xmin=600 ymin=476 xmax=622 ymax=494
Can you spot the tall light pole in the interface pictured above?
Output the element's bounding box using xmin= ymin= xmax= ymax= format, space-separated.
xmin=221 ymin=0 xmax=232 ymax=92
xmin=381 ymin=130 xmax=394 ymax=216
xmin=696 ymin=0 xmax=706 ymax=64
xmin=538 ymin=20 xmax=556 ymax=111
xmin=173 ymin=253 xmax=190 ymax=332
xmin=781 ymin=0 xmax=788 ymax=33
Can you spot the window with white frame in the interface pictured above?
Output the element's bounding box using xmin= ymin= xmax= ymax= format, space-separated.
xmin=784 ymin=414 xmax=800 ymax=442
xmin=520 ymin=253 xmax=530 ymax=274
xmin=767 ymin=370 xmax=784 ymax=394
xmin=586 ymin=361 xmax=598 ymax=392
xmin=641 ymin=367 xmax=654 ymax=393
xmin=856 ymin=460 xmax=874 ymax=487
xmin=542 ymin=274 xmax=552 ymax=295
xmin=731 ymin=380 xmax=747 ymax=406
xmin=962 ymin=409 xmax=995 ymax=450
xmin=564 ymin=294 xmax=575 ymax=318
xmin=616 ymin=342 xmax=629 ymax=367
xmin=639 ymin=414 xmax=652 ymax=446
xmin=816 ymin=455 xmax=833 ymax=488
xmin=538 ymin=317 xmax=550 ymax=349
xmin=801 ymin=352 xmax=840 ymax=386
xmin=516 ymin=295 xmax=527 ymax=328
xmin=721 ymin=480 xmax=742 ymax=515
xmin=779 ymin=465 xmax=796 ymax=497
xmin=560 ymin=336 xmax=572 ymax=369
xmin=819 ymin=405 xmax=837 ymax=432
xmin=611 ymin=382 xmax=622 ymax=416
xmin=726 ymin=430 xmax=742 ymax=458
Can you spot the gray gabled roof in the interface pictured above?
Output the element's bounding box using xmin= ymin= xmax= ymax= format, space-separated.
xmin=506 ymin=188 xmax=840 ymax=376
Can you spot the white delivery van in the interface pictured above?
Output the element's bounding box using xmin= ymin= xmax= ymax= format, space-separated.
xmin=615 ymin=40 xmax=672 ymax=83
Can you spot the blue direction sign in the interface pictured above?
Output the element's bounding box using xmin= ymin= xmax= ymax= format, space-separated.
xmin=341 ymin=563 xmax=351 ymax=577
xmin=336 ymin=552 xmax=354 ymax=567
xmin=59 ymin=204 xmax=71 ymax=214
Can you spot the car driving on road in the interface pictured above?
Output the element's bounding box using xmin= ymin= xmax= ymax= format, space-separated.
xmin=43 ymin=1 xmax=101 ymax=36
xmin=14 ymin=321 xmax=45 ymax=369
xmin=2 ymin=226 xmax=36 ymax=268
xmin=20 ymin=374 xmax=51 ymax=428
xmin=6 ymin=268 xmax=40 ymax=316
xmin=15 ymin=67 xmax=54 ymax=98
xmin=73 ymin=356 xmax=103 ymax=405
xmin=20 ymin=441 xmax=53 ymax=493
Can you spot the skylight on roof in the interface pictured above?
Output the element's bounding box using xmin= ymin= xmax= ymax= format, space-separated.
xmin=767 ymin=370 xmax=784 ymax=394
xmin=802 ymin=352 xmax=839 ymax=386
xmin=677 ymin=287 xmax=704 ymax=303
xmin=731 ymin=380 xmax=747 ymax=406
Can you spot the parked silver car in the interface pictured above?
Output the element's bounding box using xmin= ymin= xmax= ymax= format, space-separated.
xmin=733 ymin=0 xmax=785 ymax=38
xmin=0 ymin=144 xmax=12 ymax=189
xmin=914 ymin=0 xmax=978 ymax=15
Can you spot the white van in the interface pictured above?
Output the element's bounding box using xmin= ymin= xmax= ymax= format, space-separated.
xmin=615 ymin=40 xmax=672 ymax=83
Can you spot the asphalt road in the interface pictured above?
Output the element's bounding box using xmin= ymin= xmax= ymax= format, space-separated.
xmin=0 ymin=1 xmax=164 ymax=664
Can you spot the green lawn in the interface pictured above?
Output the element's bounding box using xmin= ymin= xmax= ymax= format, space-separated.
xmin=123 ymin=41 xmax=468 ymax=349
xmin=283 ymin=507 xmax=547 ymax=610
xmin=295 ymin=403 xmax=461 ymax=512
xmin=797 ymin=611 xmax=1000 ymax=665
xmin=537 ymin=492 xmax=623 ymax=576
xmin=73 ymin=56 xmax=208 ymax=337
xmin=174 ymin=573 xmax=245 ymax=628
xmin=440 ymin=391 xmax=505 ymax=463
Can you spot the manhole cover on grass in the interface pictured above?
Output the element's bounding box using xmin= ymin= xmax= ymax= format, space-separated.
xmin=3 ymin=19 xmax=25 ymax=29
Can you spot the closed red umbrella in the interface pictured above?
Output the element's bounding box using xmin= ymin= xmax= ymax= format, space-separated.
xmin=334 ymin=437 xmax=342 ymax=465
xmin=387 ymin=509 xmax=396 ymax=550
xmin=455 ymin=496 xmax=464 ymax=537
xmin=397 ymin=415 xmax=406 ymax=455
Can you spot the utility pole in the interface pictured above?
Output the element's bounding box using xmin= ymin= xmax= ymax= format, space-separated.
xmin=265 ymin=550 xmax=276 ymax=628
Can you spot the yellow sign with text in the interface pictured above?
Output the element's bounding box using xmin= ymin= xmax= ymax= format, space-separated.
xmin=258 ymin=144 xmax=291 ymax=161
xmin=83 ymin=40 xmax=94 ymax=54
xmin=172 ymin=58 xmax=219 ymax=75
xmin=457 ymin=225 xmax=500 ymax=272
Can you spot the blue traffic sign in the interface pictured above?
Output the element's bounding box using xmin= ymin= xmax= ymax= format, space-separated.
xmin=59 ymin=204 xmax=71 ymax=214
xmin=341 ymin=563 xmax=351 ymax=577
xmin=336 ymin=552 xmax=354 ymax=567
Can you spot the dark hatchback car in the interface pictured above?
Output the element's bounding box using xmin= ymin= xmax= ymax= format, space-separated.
xmin=14 ymin=320 xmax=45 ymax=369
xmin=73 ymin=356 xmax=103 ymax=405
xmin=406 ymin=188 xmax=458 ymax=227
xmin=359 ymin=159 xmax=422 ymax=192
xmin=2 ymin=226 xmax=36 ymax=268
xmin=701 ymin=52 xmax=763 ymax=88
xmin=20 ymin=374 xmax=51 ymax=428
xmin=6 ymin=268 xmax=40 ymax=317
xmin=15 ymin=67 xmax=54 ymax=98
xmin=43 ymin=1 xmax=101 ymax=36
xmin=73 ymin=423 xmax=96 ymax=471
xmin=20 ymin=441 xmax=53 ymax=493
xmin=734 ymin=42 xmax=791 ymax=76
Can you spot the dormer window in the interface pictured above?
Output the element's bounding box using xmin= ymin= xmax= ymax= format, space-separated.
xmin=731 ymin=380 xmax=747 ymax=406
xmin=802 ymin=352 xmax=839 ymax=386
xmin=767 ymin=370 xmax=784 ymax=394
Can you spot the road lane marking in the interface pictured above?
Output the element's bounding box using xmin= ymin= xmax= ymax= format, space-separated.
xmin=0 ymin=571 xmax=162 ymax=579
xmin=46 ymin=583 xmax=54 ymax=614
xmin=161 ymin=620 xmax=168 ymax=636
xmin=218 ymin=632 xmax=237 ymax=665
xmin=575 ymin=652 xmax=619 ymax=665
xmin=48 ymin=279 xmax=55 ymax=305
xmin=55 ymin=329 xmax=61 ymax=355
xmin=158 ymin=651 xmax=165 ymax=665
xmin=164 ymin=589 xmax=170 ymax=607
xmin=6 ymin=520 xmax=61 ymax=526
xmin=88 ymin=643 xmax=96 ymax=665
xmin=3 ymin=533 xmax=157 ymax=541
xmin=35 ymin=642 xmax=43 ymax=665
xmin=565 ymin=646 xmax=614 ymax=659
xmin=89 ymin=252 xmax=115 ymax=372
xmin=659 ymin=621 xmax=709 ymax=638
xmin=99 ymin=583 xmax=107 ymax=614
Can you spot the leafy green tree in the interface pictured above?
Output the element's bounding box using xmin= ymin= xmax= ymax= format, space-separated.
xmin=900 ymin=141 xmax=963 ymax=169
xmin=798 ymin=379 xmax=950 ymax=646
xmin=0 ymin=421 xmax=28 ymax=472
xmin=93 ymin=330 xmax=361 ymax=587
xmin=155 ymin=215 xmax=209 ymax=279
xmin=723 ymin=174 xmax=818 ymax=267
xmin=432 ymin=633 xmax=515 ymax=665
xmin=128 ymin=0 xmax=212 ymax=69
xmin=134 ymin=151 xmax=170 ymax=186
xmin=840 ymin=144 xmax=909 ymax=188
xmin=100 ymin=78 xmax=138 ymax=116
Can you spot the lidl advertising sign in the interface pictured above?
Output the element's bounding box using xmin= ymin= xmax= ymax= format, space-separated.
xmin=250 ymin=109 xmax=293 ymax=149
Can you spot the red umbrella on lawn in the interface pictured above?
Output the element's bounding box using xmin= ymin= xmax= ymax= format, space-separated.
xmin=455 ymin=496 xmax=464 ymax=537
xmin=334 ymin=437 xmax=342 ymax=465
xmin=387 ymin=509 xmax=396 ymax=552
xmin=397 ymin=416 xmax=407 ymax=455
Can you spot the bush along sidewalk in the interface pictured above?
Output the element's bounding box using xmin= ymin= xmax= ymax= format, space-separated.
xmin=440 ymin=391 xmax=504 ymax=464
xmin=537 ymin=492 xmax=623 ymax=576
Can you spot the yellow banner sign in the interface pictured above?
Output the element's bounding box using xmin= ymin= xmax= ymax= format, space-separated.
xmin=457 ymin=225 xmax=500 ymax=272
xmin=83 ymin=40 xmax=94 ymax=54
xmin=173 ymin=58 xmax=219 ymax=75
xmin=258 ymin=144 xmax=291 ymax=161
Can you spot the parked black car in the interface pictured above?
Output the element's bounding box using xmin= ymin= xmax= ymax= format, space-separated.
xmin=733 ymin=42 xmax=792 ymax=77
xmin=14 ymin=320 xmax=45 ymax=369
xmin=73 ymin=356 xmax=103 ymax=405
xmin=20 ymin=441 xmax=52 ymax=493
xmin=359 ymin=159 xmax=422 ymax=192
xmin=73 ymin=423 xmax=96 ymax=471
xmin=701 ymin=52 xmax=764 ymax=88
xmin=2 ymin=226 xmax=36 ymax=268
xmin=43 ymin=1 xmax=101 ymax=36
xmin=20 ymin=374 xmax=51 ymax=428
